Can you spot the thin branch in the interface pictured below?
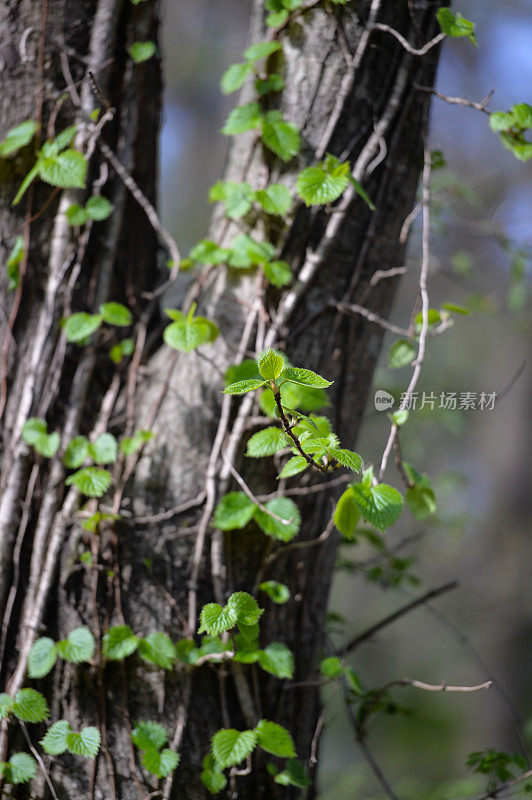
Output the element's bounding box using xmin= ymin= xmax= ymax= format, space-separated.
xmin=414 ymin=84 xmax=494 ymax=115
xmin=123 ymin=492 xmax=206 ymax=525
xmin=19 ymin=721 xmax=60 ymax=800
xmin=336 ymin=301 xmax=411 ymax=337
xmin=224 ymin=460 xmax=293 ymax=526
xmin=266 ymin=513 xmax=335 ymax=565
xmin=372 ymin=23 xmax=445 ymax=56
xmin=357 ymin=736 xmax=402 ymax=800
xmin=273 ymin=390 xmax=328 ymax=473
xmin=450 ymin=769 xmax=532 ymax=800
xmin=382 ymin=678 xmax=493 ymax=693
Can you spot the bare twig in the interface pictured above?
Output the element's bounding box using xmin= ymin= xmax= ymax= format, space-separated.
xmin=224 ymin=460 xmax=293 ymax=526
xmin=372 ymin=23 xmax=445 ymax=56
xmin=414 ymin=84 xmax=494 ymax=115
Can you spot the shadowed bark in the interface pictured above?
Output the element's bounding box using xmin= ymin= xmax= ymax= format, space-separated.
xmin=0 ymin=0 xmax=444 ymax=797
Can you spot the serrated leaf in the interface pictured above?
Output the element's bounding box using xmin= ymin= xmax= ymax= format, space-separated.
xmin=259 ymin=580 xmax=290 ymax=604
xmin=320 ymin=656 xmax=343 ymax=678
xmin=132 ymin=720 xmax=168 ymax=751
xmin=296 ymin=162 xmax=349 ymax=206
xmin=163 ymin=318 xmax=216 ymax=353
xmin=141 ymin=747 xmax=180 ymax=778
xmin=5 ymin=752 xmax=37 ymax=784
xmin=436 ymin=8 xmax=477 ymax=46
xmin=281 ymin=366 xmax=332 ymax=389
xmin=88 ymin=433 xmax=118 ymax=465
xmin=388 ymin=339 xmax=416 ymax=369
xmin=66 ymin=726 xmax=101 ymax=758
xmin=212 ymin=728 xmax=257 ymax=770
xmin=56 ymin=627 xmax=95 ymax=663
xmin=351 ymin=481 xmax=403 ymax=531
xmin=254 ymin=183 xmax=292 ymax=215
xmin=201 ymin=768 xmax=227 ymax=794
xmin=227 ymin=592 xmax=263 ymax=626
xmin=209 ymin=181 xmax=254 ymax=218
xmin=66 ymin=467 xmax=112 ymax=497
xmin=86 ymin=195 xmax=114 ymax=220
xmin=243 ymin=41 xmax=282 ymax=62
xmin=256 ymin=720 xmax=296 ymax=757
xmin=198 ymin=603 xmax=238 ymax=636
xmin=214 ymin=492 xmax=257 ymax=531
xmin=12 ymin=688 xmax=48 ymax=722
xmin=138 ymin=632 xmax=176 ymax=669
xmin=254 ymin=497 xmax=300 ymax=542
xmin=258 ymin=642 xmax=294 ymax=678
xmin=329 ymin=448 xmax=363 ymax=472
xmin=63 ymin=312 xmax=102 ymax=343
xmin=246 ymin=427 xmax=287 ymax=457
xmin=27 ymin=637 xmax=57 ymax=678
xmin=334 ymin=487 xmax=359 ymax=538
xmin=257 ymin=348 xmax=285 ymax=380
xmin=102 ymin=624 xmax=138 ymax=660
xmin=129 ymin=40 xmax=156 ymax=63
xmin=277 ymin=455 xmax=308 ymax=479
xmin=53 ymin=125 xmax=77 ymax=151
xmin=99 ymin=302 xmax=132 ymax=327
xmin=40 ymin=720 xmax=71 ymax=755
xmin=39 ymin=149 xmax=87 ymax=188
xmin=0 ymin=694 xmax=14 ymax=720
xmin=222 ymin=378 xmax=266 ymax=395
xmin=222 ymin=102 xmax=262 ymax=135
xmin=63 ymin=435 xmax=89 ymax=468
xmin=0 ymin=119 xmax=38 ymax=156
xmin=261 ymin=111 xmax=300 ymax=161
xmin=220 ymin=62 xmax=252 ymax=95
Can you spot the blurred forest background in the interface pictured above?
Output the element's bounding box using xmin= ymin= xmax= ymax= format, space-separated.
xmin=157 ymin=1 xmax=531 ymax=797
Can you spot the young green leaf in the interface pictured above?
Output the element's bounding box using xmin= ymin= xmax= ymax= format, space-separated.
xmin=0 ymin=119 xmax=38 ymax=156
xmin=329 ymin=448 xmax=363 ymax=472
xmin=246 ymin=427 xmax=287 ymax=457
xmin=66 ymin=727 xmax=101 ymax=759
xmin=120 ymin=428 xmax=153 ymax=455
xmin=56 ymin=627 xmax=95 ymax=663
xmin=99 ymin=302 xmax=132 ymax=327
xmin=198 ymin=603 xmax=238 ymax=636
xmin=65 ymin=467 xmax=112 ymax=497
xmin=320 ymin=656 xmax=344 ymax=678
xmin=254 ymin=497 xmax=300 ymax=542
xmin=89 ymin=433 xmax=118 ymax=465
xmin=436 ymin=8 xmax=477 ymax=46
xmin=222 ymin=378 xmax=266 ymax=395
xmin=296 ymin=155 xmax=350 ymax=206
xmin=189 ymin=239 xmax=230 ymax=265
xmin=4 ymin=753 xmax=37 ymax=784
xmin=281 ymin=366 xmax=332 ymax=389
xmin=129 ymin=41 xmax=157 ymax=63
xmin=229 ymin=233 xmax=275 ymax=268
xmin=351 ymin=479 xmax=403 ymax=531
xmin=254 ymin=183 xmax=292 ymax=216
xmin=63 ymin=435 xmax=90 ymax=468
xmin=12 ymin=688 xmax=48 ymax=722
xmin=261 ymin=111 xmax=300 ymax=161
xmin=263 ymin=259 xmax=293 ymax=288
xmin=141 ymin=747 xmax=180 ymax=778
xmin=388 ymin=339 xmax=416 ymax=369
xmin=21 ymin=418 xmax=59 ymax=458
xmin=110 ymin=338 xmax=135 ymax=364
xmin=255 ymin=73 xmax=285 ymax=95
xmin=211 ymin=728 xmax=257 ymax=770
xmin=255 ymin=719 xmax=296 ymax=758
xmin=39 ymin=149 xmax=87 ymax=189
xmin=102 ymin=625 xmax=138 ymax=660
xmin=40 ymin=720 xmax=72 ymax=756
xmin=66 ymin=204 xmax=89 ymax=226
xmin=259 ymin=580 xmax=290 ymax=604
xmin=334 ymin=487 xmax=360 ymax=538
xmin=86 ymin=195 xmax=114 ymax=220
xmin=274 ymin=758 xmax=311 ymax=788
xmin=257 ymin=348 xmax=285 ymax=381
xmin=258 ymin=642 xmax=294 ymax=678
xmin=243 ymin=40 xmax=282 ymax=62
xmin=132 ymin=721 xmax=168 ymax=751
xmin=277 ymin=455 xmax=308 ymax=479
xmin=214 ymin=492 xmax=257 ymax=530
xmin=209 ymin=181 xmax=254 ymax=218
xmin=201 ymin=767 xmax=227 ymax=794
xmin=406 ymin=484 xmax=436 ymax=520
xmin=63 ymin=312 xmax=102 ymax=343
xmin=220 ymin=62 xmax=252 ymax=95
xmin=227 ymin=592 xmax=263 ymax=627
xmin=222 ymin=102 xmax=262 ymax=135
xmin=163 ymin=315 xmax=218 ymax=353
xmin=138 ymin=632 xmax=176 ymax=670
xmin=7 ymin=235 xmax=25 ymax=290
xmin=27 ymin=637 xmax=57 ymax=678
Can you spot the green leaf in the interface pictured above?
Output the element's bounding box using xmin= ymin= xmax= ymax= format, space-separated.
xmin=229 ymin=233 xmax=275 ymax=268
xmin=254 ymin=497 xmax=300 ymax=542
xmin=129 ymin=40 xmax=157 ymax=63
xmin=274 ymin=758 xmax=311 ymax=788
xmin=258 ymin=642 xmax=294 ymax=678
xmin=211 ymin=728 xmax=257 ymax=770
xmin=489 ymin=111 xmax=515 ymax=132
xmin=0 ymin=694 xmax=14 ymax=720
xmin=348 ymin=175 xmax=375 ymax=210
xmin=4 ymin=753 xmax=37 ymax=784
xmin=53 ymin=125 xmax=77 ymax=151
xmin=257 ymin=348 xmax=285 ymax=381
xmin=243 ymin=41 xmax=282 ymax=62
xmin=40 ymin=721 xmax=71 ymax=755
xmin=138 ymin=632 xmax=176 ymax=669
xmin=12 ymin=163 xmax=39 ymax=205
xmin=132 ymin=721 xmax=168 ymax=751
xmin=281 ymin=366 xmax=332 ymax=389
xmin=222 ymin=378 xmax=266 ymax=395
xmin=246 ymin=427 xmax=286 ymax=457
xmin=63 ymin=435 xmax=89 ymax=468
xmin=334 ymin=487 xmax=360 ymax=538
xmin=320 ymin=656 xmax=344 ymax=678
xmin=12 ymin=688 xmax=48 ymax=722
xmin=102 ymin=625 xmax=139 ymax=659
xmin=7 ymin=235 xmax=25 ymax=290
xmin=255 ymin=74 xmax=284 ymax=95
xmin=222 ymin=102 xmax=262 ymax=135
xmin=86 ymin=195 xmax=114 ymax=220
xmin=99 ymin=302 xmax=132 ymax=327
xmin=201 ymin=768 xmax=227 ymax=794
xmin=296 ymin=156 xmax=350 ymax=205
xmin=436 ymin=8 xmax=477 ymax=46
xmin=163 ymin=316 xmax=218 ymax=353
xmin=227 ymin=592 xmax=263 ymax=626
xmin=255 ymin=183 xmax=292 ymax=216
xmin=388 ymin=339 xmax=416 ymax=369
xmin=220 ymin=62 xmax=252 ymax=95
xmin=189 ymin=239 xmax=230 ymax=265
xmin=499 ymin=132 xmax=532 ymax=162
xmin=56 ymin=627 xmax=95 ymax=663
xmin=256 ymin=720 xmax=296 ymax=757
xmin=198 ymin=603 xmax=238 ymax=636
xmin=66 ymin=726 xmax=101 ymax=759
xmin=214 ymin=492 xmax=257 ymax=531
xmin=352 ymin=479 xmax=403 ymax=531
xmin=511 ymin=102 xmax=532 ymax=128
xmin=119 ymin=429 xmax=153 ymax=455
xmin=28 ymin=637 xmax=57 ymax=678
xmin=141 ymin=747 xmax=180 ymax=778
xmin=259 ymin=580 xmax=290 ymax=604
xmin=110 ymin=338 xmax=135 ymax=364
xmin=390 ymin=409 xmax=409 ymax=426
xmin=88 ymin=433 xmax=118 ymax=465
xmin=441 ymin=301 xmax=470 ymax=315
xmin=277 ymin=455 xmax=308 ymax=479
xmin=263 ymin=259 xmax=292 ymax=288
xmin=21 ymin=418 xmax=59 ymax=458
xmin=39 ymin=149 xmax=87 ymax=188
xmin=63 ymin=312 xmax=102 ymax=343
xmin=329 ymin=448 xmax=363 ymax=472
xmin=66 ymin=203 xmax=89 ymax=226
xmin=261 ymin=111 xmax=300 ymax=161
xmin=209 ymin=181 xmax=254 ymax=218
xmin=406 ymin=485 xmax=436 ymax=520
xmin=65 ymin=466 xmax=112 ymax=497
xmin=0 ymin=119 xmax=38 ymax=156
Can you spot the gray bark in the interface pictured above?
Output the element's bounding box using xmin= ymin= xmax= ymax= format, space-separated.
xmin=0 ymin=0 xmax=443 ymax=798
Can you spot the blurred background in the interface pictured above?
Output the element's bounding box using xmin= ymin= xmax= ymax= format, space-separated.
xmin=158 ymin=1 xmax=532 ymax=797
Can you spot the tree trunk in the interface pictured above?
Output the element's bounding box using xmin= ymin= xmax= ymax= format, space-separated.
xmin=0 ymin=1 xmax=443 ymax=798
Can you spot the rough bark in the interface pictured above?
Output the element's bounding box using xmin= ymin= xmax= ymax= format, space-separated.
xmin=0 ymin=1 xmax=443 ymax=798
